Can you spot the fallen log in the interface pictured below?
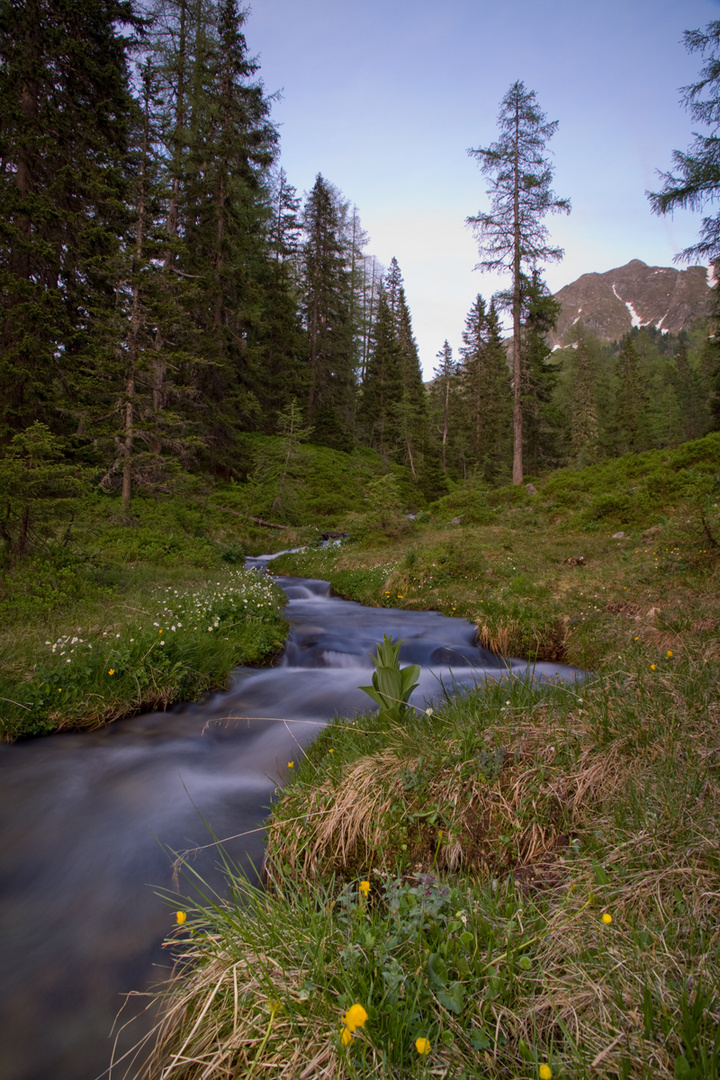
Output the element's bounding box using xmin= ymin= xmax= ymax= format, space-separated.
xmin=215 ymin=505 xmax=288 ymax=530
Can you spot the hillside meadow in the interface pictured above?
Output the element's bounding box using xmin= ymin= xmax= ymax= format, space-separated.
xmin=92 ymin=433 xmax=719 ymax=1080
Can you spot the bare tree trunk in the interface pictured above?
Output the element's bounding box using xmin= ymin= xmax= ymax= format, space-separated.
xmin=512 ymin=102 xmax=524 ymax=486
xmin=123 ymin=72 xmax=152 ymax=510
xmin=441 ymin=374 xmax=450 ymax=474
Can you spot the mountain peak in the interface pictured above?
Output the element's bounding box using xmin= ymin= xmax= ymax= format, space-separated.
xmin=549 ymin=259 xmax=712 ymax=346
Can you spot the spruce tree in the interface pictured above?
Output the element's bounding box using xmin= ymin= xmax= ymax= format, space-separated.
xmin=253 ymin=170 xmax=305 ymax=428
xmin=100 ymin=60 xmax=198 ymax=506
xmin=614 ymin=334 xmax=649 ymax=454
xmin=429 ymin=341 xmax=458 ymax=475
xmin=565 ymin=323 xmax=602 ymax=465
xmin=459 ymin=295 xmax=512 ymax=481
xmin=358 ymin=289 xmax=404 ymax=454
xmin=302 ymin=175 xmax=356 ymax=449
xmin=467 ymin=81 xmax=570 ymax=484
xmin=0 ymin=0 xmax=139 ymax=442
xmin=666 ymin=335 xmax=706 ymax=442
xmin=520 ymin=272 xmax=562 ymax=473
xmin=395 ymin=286 xmax=429 ymax=482
xmin=696 ymin=282 xmax=720 ymax=432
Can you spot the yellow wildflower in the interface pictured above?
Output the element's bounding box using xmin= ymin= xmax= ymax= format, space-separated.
xmin=175 ymin=911 xmax=186 ymax=925
xmin=328 ymin=748 xmax=334 ymax=753
xmin=666 ymin=650 xmax=673 ymax=658
xmin=340 ymin=1027 xmax=353 ymax=1047
xmin=539 ymin=1066 xmax=552 ymax=1080
xmin=650 ymin=664 xmax=656 ymax=671
xmin=359 ymin=880 xmax=370 ymax=897
xmin=601 ymin=912 xmax=612 ymax=925
xmin=415 ymin=1037 xmax=431 ymax=1055
xmin=288 ymin=761 xmax=294 ymax=769
xmin=108 ymin=669 xmax=115 ymax=675
xmin=342 ymin=1004 xmax=368 ymax=1032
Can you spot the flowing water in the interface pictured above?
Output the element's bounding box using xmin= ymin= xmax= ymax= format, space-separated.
xmin=0 ymin=558 xmax=582 ymax=1080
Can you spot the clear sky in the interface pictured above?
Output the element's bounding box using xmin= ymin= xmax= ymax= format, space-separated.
xmin=246 ymin=0 xmax=720 ymax=376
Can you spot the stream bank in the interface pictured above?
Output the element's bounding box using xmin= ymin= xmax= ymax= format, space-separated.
xmin=0 ymin=560 xmax=581 ymax=1080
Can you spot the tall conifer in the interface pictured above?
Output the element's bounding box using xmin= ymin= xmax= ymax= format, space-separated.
xmin=0 ymin=0 xmax=139 ymax=441
xmin=359 ymin=289 xmax=404 ymax=453
xmin=302 ymin=175 xmax=356 ymax=449
xmin=459 ymin=295 xmax=512 ymax=480
xmin=467 ymin=81 xmax=570 ymax=484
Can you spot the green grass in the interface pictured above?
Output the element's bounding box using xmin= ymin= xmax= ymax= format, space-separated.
xmin=136 ymin=648 xmax=720 ymax=1079
xmin=0 ymin=566 xmax=288 ymax=740
xmin=270 ymin=432 xmax=720 ymax=670
xmin=0 ymin=488 xmax=307 ymax=740
xmin=129 ymin=434 xmax=720 ymax=1079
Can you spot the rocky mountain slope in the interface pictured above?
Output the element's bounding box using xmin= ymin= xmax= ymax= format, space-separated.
xmin=549 ymin=259 xmax=712 ymax=347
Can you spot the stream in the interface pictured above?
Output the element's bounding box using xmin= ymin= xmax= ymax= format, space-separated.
xmin=0 ymin=557 xmax=582 ymax=1080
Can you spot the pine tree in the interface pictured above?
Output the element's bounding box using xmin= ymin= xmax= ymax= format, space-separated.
xmin=648 ymin=20 xmax=720 ymax=265
xmin=0 ymin=0 xmax=139 ymax=442
xmin=429 ymin=341 xmax=458 ymax=475
xmin=520 ymin=272 xmax=562 ymax=473
xmin=358 ymin=289 xmax=404 ymax=453
xmin=302 ymin=175 xmax=356 ymax=449
xmin=467 ymin=81 xmax=570 ymax=484
xmin=459 ymin=295 xmax=512 ymax=481
xmin=614 ymin=334 xmax=649 ymax=454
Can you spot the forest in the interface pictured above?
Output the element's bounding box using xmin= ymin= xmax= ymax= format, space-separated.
xmin=2 ymin=0 xmax=719 ymax=564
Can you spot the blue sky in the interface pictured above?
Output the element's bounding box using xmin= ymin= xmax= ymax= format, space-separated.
xmin=247 ymin=0 xmax=720 ymax=375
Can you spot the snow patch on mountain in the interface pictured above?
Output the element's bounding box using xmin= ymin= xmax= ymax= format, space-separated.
xmin=612 ymin=284 xmax=645 ymax=328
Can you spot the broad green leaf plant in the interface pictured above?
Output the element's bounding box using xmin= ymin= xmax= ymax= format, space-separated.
xmin=359 ymin=634 xmax=420 ymax=723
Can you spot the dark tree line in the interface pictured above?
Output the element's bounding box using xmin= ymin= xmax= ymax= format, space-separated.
xmin=1 ymin=3 xmax=718 ymax=525
xmin=0 ymin=0 xmax=434 ymax=503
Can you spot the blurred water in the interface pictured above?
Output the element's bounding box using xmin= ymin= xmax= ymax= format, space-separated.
xmin=0 ymin=559 xmax=582 ymax=1080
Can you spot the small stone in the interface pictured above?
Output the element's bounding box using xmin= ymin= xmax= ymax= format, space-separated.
xmin=525 ymin=482 xmax=538 ymax=495
xmin=612 ymin=531 xmax=626 ymax=539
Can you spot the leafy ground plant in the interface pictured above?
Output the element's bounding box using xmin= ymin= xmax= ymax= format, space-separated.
xmin=358 ymin=635 xmax=420 ymax=723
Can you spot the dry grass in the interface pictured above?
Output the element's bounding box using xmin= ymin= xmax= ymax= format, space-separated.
xmin=264 ymin=701 xmax=644 ymax=888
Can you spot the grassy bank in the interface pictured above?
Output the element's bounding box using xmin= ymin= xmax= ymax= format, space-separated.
xmin=137 ymin=650 xmax=719 ymax=1080
xmin=271 ymin=434 xmax=720 ymax=671
xmin=131 ymin=437 xmax=720 ymax=1078
xmin=0 ymin=495 xmax=301 ymax=740
xmin=0 ymin=564 xmax=288 ymax=740
xmin=0 ymin=437 xmax=407 ymax=740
